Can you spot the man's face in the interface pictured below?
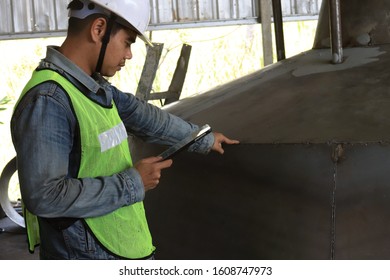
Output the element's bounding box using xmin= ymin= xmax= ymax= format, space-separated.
xmin=101 ymin=27 xmax=137 ymax=77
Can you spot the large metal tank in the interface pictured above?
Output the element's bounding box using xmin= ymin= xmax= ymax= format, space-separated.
xmin=132 ymin=0 xmax=390 ymax=259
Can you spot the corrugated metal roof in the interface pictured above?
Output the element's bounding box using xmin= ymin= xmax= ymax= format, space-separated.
xmin=0 ymin=0 xmax=70 ymax=39
xmin=151 ymin=0 xmax=257 ymax=24
xmin=0 ymin=0 xmax=322 ymax=40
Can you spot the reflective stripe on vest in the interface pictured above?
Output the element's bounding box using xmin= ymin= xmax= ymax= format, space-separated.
xmin=18 ymin=69 xmax=155 ymax=258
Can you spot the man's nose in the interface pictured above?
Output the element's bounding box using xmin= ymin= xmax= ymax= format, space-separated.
xmin=125 ymin=48 xmax=132 ymax=60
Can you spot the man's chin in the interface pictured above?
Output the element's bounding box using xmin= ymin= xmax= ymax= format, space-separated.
xmin=101 ymin=71 xmax=116 ymax=78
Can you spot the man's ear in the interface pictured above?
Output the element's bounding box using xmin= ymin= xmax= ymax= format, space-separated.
xmin=91 ymin=17 xmax=107 ymax=43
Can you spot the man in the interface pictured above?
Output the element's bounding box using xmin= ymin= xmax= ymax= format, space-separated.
xmin=10 ymin=0 xmax=239 ymax=259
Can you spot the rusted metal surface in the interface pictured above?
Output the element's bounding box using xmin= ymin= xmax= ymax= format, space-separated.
xmin=335 ymin=144 xmax=390 ymax=259
xmin=142 ymin=144 xmax=335 ymax=259
xmin=139 ymin=142 xmax=390 ymax=259
xmin=134 ymin=0 xmax=390 ymax=256
xmin=162 ymin=45 xmax=390 ymax=144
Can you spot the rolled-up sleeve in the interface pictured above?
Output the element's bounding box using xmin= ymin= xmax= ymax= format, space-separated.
xmin=114 ymin=88 xmax=214 ymax=154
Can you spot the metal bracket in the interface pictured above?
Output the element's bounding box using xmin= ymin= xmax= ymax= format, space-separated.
xmin=136 ymin=43 xmax=165 ymax=101
xmin=136 ymin=43 xmax=192 ymax=105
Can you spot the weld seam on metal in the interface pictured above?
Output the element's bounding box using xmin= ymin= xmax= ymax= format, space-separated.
xmin=330 ymin=160 xmax=337 ymax=259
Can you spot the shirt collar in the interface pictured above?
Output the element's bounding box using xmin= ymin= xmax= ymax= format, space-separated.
xmin=44 ymin=46 xmax=102 ymax=93
xmin=39 ymin=46 xmax=113 ymax=107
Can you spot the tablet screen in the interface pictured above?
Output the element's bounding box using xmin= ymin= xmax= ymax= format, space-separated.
xmin=158 ymin=124 xmax=212 ymax=160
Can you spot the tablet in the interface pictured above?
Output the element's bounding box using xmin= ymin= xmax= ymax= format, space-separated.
xmin=158 ymin=124 xmax=212 ymax=160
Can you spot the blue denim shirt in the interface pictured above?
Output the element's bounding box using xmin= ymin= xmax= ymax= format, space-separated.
xmin=11 ymin=46 xmax=214 ymax=259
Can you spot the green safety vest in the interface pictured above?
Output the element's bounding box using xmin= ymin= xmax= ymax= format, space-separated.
xmin=17 ymin=69 xmax=155 ymax=259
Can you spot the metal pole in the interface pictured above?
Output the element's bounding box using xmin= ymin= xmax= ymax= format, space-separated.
xmin=329 ymin=0 xmax=343 ymax=64
xmin=271 ymin=0 xmax=286 ymax=61
xmin=260 ymin=0 xmax=273 ymax=66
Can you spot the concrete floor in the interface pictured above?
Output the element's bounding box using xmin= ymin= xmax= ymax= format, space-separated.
xmin=0 ymin=216 xmax=38 ymax=260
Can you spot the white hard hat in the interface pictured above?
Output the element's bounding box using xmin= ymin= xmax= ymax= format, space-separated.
xmin=68 ymin=0 xmax=152 ymax=46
